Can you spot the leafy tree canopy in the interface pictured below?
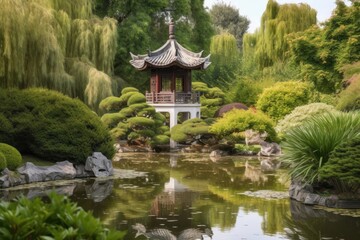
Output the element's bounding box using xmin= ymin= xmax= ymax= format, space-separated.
xmin=209 ymin=3 xmax=250 ymax=48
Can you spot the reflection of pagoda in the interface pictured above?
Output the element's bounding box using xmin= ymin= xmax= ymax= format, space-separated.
xmin=130 ymin=20 xmax=211 ymax=132
xmin=150 ymin=177 xmax=198 ymax=217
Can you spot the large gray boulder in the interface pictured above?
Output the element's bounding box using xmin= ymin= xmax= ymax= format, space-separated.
xmin=258 ymin=141 xmax=281 ymax=156
xmin=17 ymin=161 xmax=76 ymax=183
xmin=84 ymin=152 xmax=113 ymax=177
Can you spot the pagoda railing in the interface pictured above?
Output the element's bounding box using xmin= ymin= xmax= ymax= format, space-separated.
xmin=146 ymin=91 xmax=200 ymax=104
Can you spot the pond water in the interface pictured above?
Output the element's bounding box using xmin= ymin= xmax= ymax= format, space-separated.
xmin=1 ymin=153 xmax=360 ymax=239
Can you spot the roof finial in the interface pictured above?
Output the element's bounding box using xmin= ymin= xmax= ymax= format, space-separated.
xmin=169 ymin=18 xmax=175 ymax=39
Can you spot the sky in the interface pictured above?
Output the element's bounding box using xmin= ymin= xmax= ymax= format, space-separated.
xmin=204 ymin=0 xmax=348 ymax=33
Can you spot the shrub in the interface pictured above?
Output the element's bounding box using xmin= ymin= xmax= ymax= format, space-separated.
xmin=281 ymin=112 xmax=360 ymax=184
xmin=121 ymin=87 xmax=139 ymax=95
xmin=210 ymin=109 xmax=277 ymax=142
xmin=192 ymin=82 xmax=225 ymax=119
xmin=0 ymin=143 xmax=22 ymax=170
xmin=0 ymin=192 xmax=125 ymax=239
xmin=100 ymin=87 xmax=168 ymax=147
xmin=0 ymin=88 xmax=115 ymax=164
xmin=170 ymin=118 xmax=213 ymax=143
xmin=319 ymin=137 xmax=360 ymax=193
xmin=0 ymin=113 xmax=13 ymax=143
xmin=99 ymin=96 xmax=125 ymax=113
xmin=276 ymin=103 xmax=339 ymax=139
xmin=127 ymin=92 xmax=146 ymax=105
xmin=256 ymin=81 xmax=313 ymax=121
xmin=0 ymin=152 xmax=7 ymax=171
xmin=337 ymin=77 xmax=360 ymax=111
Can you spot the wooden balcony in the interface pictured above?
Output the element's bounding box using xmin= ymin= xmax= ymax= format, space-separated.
xmin=146 ymin=91 xmax=200 ymax=104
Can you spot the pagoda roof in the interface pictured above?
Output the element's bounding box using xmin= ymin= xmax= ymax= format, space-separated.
xmin=130 ymin=20 xmax=211 ymax=71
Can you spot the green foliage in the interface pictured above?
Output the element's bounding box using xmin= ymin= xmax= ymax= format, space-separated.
xmin=209 ymin=3 xmax=250 ymax=48
xmin=337 ymin=76 xmax=360 ymax=111
xmin=256 ymin=81 xmax=313 ymax=121
xmin=100 ymin=87 xmax=168 ymax=147
xmin=276 ymin=103 xmax=339 ymax=139
xmin=288 ymin=1 xmax=360 ymax=93
xmin=0 ymin=143 xmax=22 ymax=171
xmin=99 ymin=96 xmax=125 ymax=113
xmin=234 ymin=144 xmax=261 ymax=154
xmin=210 ymin=109 xmax=277 ymax=142
xmin=0 ymin=88 xmax=114 ymax=164
xmin=281 ymin=112 xmax=360 ymax=184
xmin=170 ymin=118 xmax=212 ymax=143
xmin=94 ymin=0 xmax=214 ymax=92
xmin=192 ymin=82 xmax=225 ymax=119
xmin=319 ymin=137 xmax=360 ymax=193
xmin=127 ymin=92 xmax=146 ymax=105
xmin=0 ymin=152 xmax=7 ymax=171
xmin=0 ymin=0 xmax=117 ymax=109
xmin=0 ymin=192 xmax=125 ymax=239
xmin=121 ymin=87 xmax=139 ymax=95
xmin=229 ymin=77 xmax=261 ymax=106
xmin=243 ymin=0 xmax=316 ymax=69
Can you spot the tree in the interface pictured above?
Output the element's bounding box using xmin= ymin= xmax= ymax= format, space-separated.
xmin=288 ymin=1 xmax=360 ymax=93
xmin=94 ymin=0 xmax=214 ymax=92
xmin=0 ymin=0 xmax=118 ymax=110
xmin=100 ymin=87 xmax=170 ymax=148
xmin=243 ymin=0 xmax=316 ymax=69
xmin=209 ymin=3 xmax=250 ymax=48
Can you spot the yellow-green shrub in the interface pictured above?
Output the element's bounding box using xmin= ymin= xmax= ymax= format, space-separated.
xmin=0 ymin=143 xmax=22 ymax=170
xmin=256 ymin=81 xmax=313 ymax=121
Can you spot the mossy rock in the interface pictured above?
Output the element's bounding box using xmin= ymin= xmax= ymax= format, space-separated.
xmin=0 ymin=143 xmax=22 ymax=170
xmin=127 ymin=93 xmax=146 ymax=105
xmin=121 ymin=87 xmax=139 ymax=95
xmin=0 ymin=152 xmax=7 ymax=171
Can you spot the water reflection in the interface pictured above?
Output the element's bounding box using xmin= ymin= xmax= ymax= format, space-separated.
xmin=1 ymin=153 xmax=359 ymax=240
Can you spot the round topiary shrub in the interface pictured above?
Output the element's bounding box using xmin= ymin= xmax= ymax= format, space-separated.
xmin=0 ymin=143 xmax=22 ymax=170
xmin=127 ymin=93 xmax=146 ymax=105
xmin=257 ymin=81 xmax=313 ymax=121
xmin=276 ymin=103 xmax=339 ymax=139
xmin=210 ymin=109 xmax=277 ymax=142
xmin=0 ymin=88 xmax=115 ymax=164
xmin=170 ymin=118 xmax=213 ymax=143
xmin=0 ymin=152 xmax=7 ymax=171
xmin=121 ymin=87 xmax=139 ymax=95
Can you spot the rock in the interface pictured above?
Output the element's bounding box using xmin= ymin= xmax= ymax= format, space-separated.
xmin=74 ymin=164 xmax=95 ymax=178
xmin=0 ymin=168 xmax=26 ymax=188
xmin=114 ymin=143 xmax=123 ymax=153
xmin=84 ymin=152 xmax=113 ymax=177
xmin=258 ymin=141 xmax=281 ymax=156
xmin=304 ymin=193 xmax=321 ymax=205
xmin=245 ymin=129 xmax=268 ymax=145
xmin=260 ymin=159 xmax=281 ymax=172
xmin=209 ymin=150 xmax=227 ymax=158
xmin=17 ymin=161 xmax=76 ymax=183
xmin=85 ymin=179 xmax=114 ymax=202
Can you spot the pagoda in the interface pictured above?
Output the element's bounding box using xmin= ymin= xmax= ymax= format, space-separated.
xmin=130 ymin=20 xmax=210 ymax=132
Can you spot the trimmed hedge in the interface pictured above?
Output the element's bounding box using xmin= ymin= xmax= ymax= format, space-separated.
xmin=0 ymin=88 xmax=114 ymax=164
xmin=0 ymin=152 xmax=7 ymax=171
xmin=170 ymin=118 xmax=213 ymax=143
xmin=0 ymin=143 xmax=22 ymax=170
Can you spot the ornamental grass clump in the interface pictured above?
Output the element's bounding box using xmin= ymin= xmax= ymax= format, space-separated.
xmin=281 ymin=112 xmax=360 ymax=184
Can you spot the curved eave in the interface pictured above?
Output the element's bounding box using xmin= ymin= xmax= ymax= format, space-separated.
xmin=130 ymin=58 xmax=211 ymax=71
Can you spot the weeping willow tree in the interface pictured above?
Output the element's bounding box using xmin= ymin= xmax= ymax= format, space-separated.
xmin=243 ymin=0 xmax=316 ymax=69
xmin=0 ymin=0 xmax=117 ymax=110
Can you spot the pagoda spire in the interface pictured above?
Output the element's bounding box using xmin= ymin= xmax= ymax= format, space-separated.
xmin=169 ymin=18 xmax=175 ymax=39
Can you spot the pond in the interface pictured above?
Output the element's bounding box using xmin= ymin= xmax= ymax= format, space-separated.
xmin=1 ymin=153 xmax=360 ymax=240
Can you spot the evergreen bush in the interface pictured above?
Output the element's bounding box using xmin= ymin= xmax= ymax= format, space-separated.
xmin=99 ymin=96 xmax=125 ymax=113
xmin=0 ymin=88 xmax=115 ymax=164
xmin=281 ymin=112 xmax=360 ymax=184
xmin=210 ymin=109 xmax=277 ymax=142
xmin=170 ymin=118 xmax=213 ymax=143
xmin=256 ymin=81 xmax=313 ymax=121
xmin=337 ymin=77 xmax=360 ymax=111
xmin=100 ymin=88 xmax=169 ymax=147
xmin=319 ymin=137 xmax=360 ymax=193
xmin=0 ymin=143 xmax=22 ymax=170
xmin=0 ymin=152 xmax=7 ymax=171
xmin=276 ymin=103 xmax=339 ymax=139
xmin=0 ymin=192 xmax=125 ymax=239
